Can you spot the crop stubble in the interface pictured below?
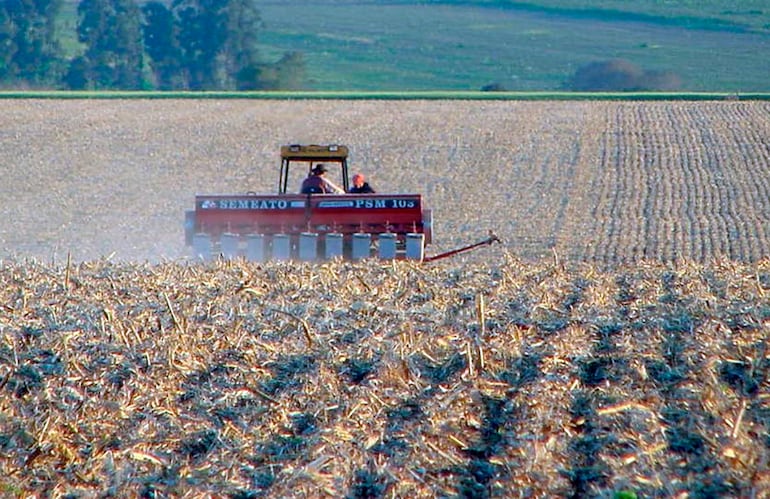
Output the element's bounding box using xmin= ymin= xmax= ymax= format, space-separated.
xmin=2 ymin=256 xmax=770 ymax=496
xmin=1 ymin=99 xmax=770 ymax=265
xmin=2 ymin=99 xmax=770 ymax=497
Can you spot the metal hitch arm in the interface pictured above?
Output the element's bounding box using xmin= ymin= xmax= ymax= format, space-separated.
xmin=424 ymin=231 xmax=501 ymax=262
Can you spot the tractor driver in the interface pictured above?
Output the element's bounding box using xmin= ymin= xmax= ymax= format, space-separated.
xmin=300 ymin=164 xmax=344 ymax=194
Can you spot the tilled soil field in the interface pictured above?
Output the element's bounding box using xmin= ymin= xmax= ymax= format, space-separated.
xmin=2 ymin=99 xmax=769 ymax=265
xmin=2 ymin=100 xmax=770 ymax=497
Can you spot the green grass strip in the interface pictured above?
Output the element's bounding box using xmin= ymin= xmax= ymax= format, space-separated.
xmin=2 ymin=90 xmax=769 ymax=101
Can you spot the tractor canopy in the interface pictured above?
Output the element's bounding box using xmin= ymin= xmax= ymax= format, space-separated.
xmin=279 ymin=144 xmax=350 ymax=194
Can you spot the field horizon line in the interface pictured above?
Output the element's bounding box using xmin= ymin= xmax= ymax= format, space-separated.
xmin=2 ymin=90 xmax=770 ymax=101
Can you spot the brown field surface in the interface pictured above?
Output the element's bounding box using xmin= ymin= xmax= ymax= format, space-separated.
xmin=2 ymin=100 xmax=770 ymax=497
xmin=1 ymin=99 xmax=770 ymax=265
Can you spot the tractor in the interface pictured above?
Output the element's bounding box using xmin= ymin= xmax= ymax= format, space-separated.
xmin=185 ymin=144 xmax=497 ymax=261
xmin=185 ymin=144 xmax=432 ymax=261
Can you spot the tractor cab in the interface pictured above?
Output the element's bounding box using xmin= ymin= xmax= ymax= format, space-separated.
xmin=279 ymin=144 xmax=350 ymax=194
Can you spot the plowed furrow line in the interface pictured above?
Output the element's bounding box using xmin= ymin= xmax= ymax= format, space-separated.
xmin=622 ymin=105 xmax=649 ymax=263
xmin=588 ymin=111 xmax=617 ymax=265
xmin=646 ymin=104 xmax=683 ymax=263
xmin=555 ymin=103 xmax=610 ymax=263
xmin=672 ymin=108 xmax=706 ymax=263
xmin=665 ymin=105 xmax=719 ymax=261
xmin=694 ymin=105 xmax=750 ymax=261
xmin=617 ymin=103 xmax=646 ymax=265
xmin=724 ymin=103 xmax=770 ymax=261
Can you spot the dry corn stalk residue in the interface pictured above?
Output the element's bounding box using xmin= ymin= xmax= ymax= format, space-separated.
xmin=2 ymin=99 xmax=770 ymax=497
xmin=1 ymin=256 xmax=770 ymax=497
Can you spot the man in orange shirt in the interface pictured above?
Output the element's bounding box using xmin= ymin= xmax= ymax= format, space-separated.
xmin=349 ymin=173 xmax=375 ymax=193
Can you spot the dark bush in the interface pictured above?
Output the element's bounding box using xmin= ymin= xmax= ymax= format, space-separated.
xmin=566 ymin=59 xmax=681 ymax=91
xmin=480 ymin=82 xmax=506 ymax=91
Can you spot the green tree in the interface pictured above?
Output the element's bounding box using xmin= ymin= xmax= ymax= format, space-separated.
xmin=172 ymin=0 xmax=228 ymax=90
xmin=0 ymin=0 xmax=64 ymax=86
xmin=0 ymin=8 xmax=17 ymax=81
xmin=57 ymin=0 xmax=304 ymax=91
xmin=169 ymin=0 xmax=301 ymax=90
xmin=63 ymin=55 xmax=89 ymax=90
xmin=73 ymin=0 xmax=145 ymax=89
xmin=221 ymin=0 xmax=262 ymax=86
xmin=141 ymin=1 xmax=182 ymax=89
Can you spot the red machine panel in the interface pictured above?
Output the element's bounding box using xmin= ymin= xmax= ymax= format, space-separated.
xmin=192 ymin=193 xmax=431 ymax=243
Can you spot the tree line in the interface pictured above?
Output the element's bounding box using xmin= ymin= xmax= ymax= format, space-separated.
xmin=0 ymin=0 xmax=305 ymax=90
